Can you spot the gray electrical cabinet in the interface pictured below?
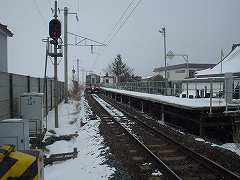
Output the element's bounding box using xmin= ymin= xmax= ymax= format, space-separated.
xmin=0 ymin=119 xmax=30 ymax=150
xmin=20 ymin=93 xmax=44 ymax=138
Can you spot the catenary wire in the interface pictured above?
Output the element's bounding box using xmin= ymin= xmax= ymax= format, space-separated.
xmin=106 ymin=0 xmax=142 ymax=46
xmin=104 ymin=0 xmax=137 ymax=44
xmin=33 ymin=0 xmax=48 ymax=25
xmin=90 ymin=0 xmax=143 ymax=70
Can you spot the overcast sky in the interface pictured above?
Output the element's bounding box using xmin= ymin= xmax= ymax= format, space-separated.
xmin=1 ymin=0 xmax=240 ymax=80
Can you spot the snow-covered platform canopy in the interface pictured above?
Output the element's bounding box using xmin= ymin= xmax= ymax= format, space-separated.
xmin=197 ymin=45 xmax=240 ymax=77
xmin=101 ymin=87 xmax=227 ymax=110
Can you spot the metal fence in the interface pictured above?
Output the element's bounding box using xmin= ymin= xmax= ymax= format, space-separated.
xmin=0 ymin=72 xmax=65 ymax=120
xmin=101 ymin=77 xmax=240 ymax=113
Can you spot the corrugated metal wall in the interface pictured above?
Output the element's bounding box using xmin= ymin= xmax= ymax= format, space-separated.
xmin=0 ymin=72 xmax=10 ymax=119
xmin=0 ymin=33 xmax=7 ymax=72
xmin=0 ymin=72 xmax=65 ymax=120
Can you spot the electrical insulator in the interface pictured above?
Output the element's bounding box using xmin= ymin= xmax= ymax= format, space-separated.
xmin=49 ymin=19 xmax=61 ymax=39
xmin=91 ymin=45 xmax=93 ymax=54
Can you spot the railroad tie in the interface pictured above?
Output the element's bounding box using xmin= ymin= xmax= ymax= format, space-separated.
xmin=161 ymin=155 xmax=186 ymax=161
xmin=157 ymin=149 xmax=177 ymax=155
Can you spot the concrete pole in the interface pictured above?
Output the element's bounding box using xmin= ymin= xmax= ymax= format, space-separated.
xmin=186 ymin=56 xmax=189 ymax=98
xmin=163 ymin=27 xmax=167 ymax=96
xmin=77 ymin=59 xmax=80 ymax=84
xmin=64 ymin=7 xmax=68 ymax=103
xmin=141 ymin=101 xmax=144 ymax=113
xmin=225 ymin=73 xmax=233 ymax=107
xmin=161 ymin=105 xmax=164 ymax=121
xmin=81 ymin=69 xmax=84 ymax=85
xmin=209 ymin=78 xmax=213 ymax=116
xmin=54 ymin=0 xmax=59 ymax=128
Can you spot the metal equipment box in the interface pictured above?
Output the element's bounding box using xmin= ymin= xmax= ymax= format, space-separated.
xmin=0 ymin=119 xmax=30 ymax=150
xmin=20 ymin=93 xmax=44 ymax=138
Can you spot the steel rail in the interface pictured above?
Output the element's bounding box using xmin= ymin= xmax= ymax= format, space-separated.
xmin=88 ymin=93 xmax=182 ymax=180
xmin=100 ymin=94 xmax=240 ymax=180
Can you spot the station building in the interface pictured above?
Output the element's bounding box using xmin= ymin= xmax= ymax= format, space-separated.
xmin=153 ymin=63 xmax=215 ymax=82
xmin=100 ymin=73 xmax=116 ymax=86
xmin=181 ymin=44 xmax=240 ymax=98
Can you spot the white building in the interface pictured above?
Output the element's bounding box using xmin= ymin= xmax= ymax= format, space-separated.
xmin=0 ymin=23 xmax=13 ymax=72
xmin=101 ymin=73 xmax=116 ymax=85
xmin=196 ymin=44 xmax=240 ymax=78
xmin=181 ymin=44 xmax=240 ymax=98
xmin=153 ymin=63 xmax=215 ymax=82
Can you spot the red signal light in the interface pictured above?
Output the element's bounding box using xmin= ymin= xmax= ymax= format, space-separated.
xmin=49 ymin=19 xmax=61 ymax=39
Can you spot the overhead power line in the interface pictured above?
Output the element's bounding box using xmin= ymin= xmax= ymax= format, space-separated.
xmin=104 ymin=0 xmax=136 ymax=43
xmin=90 ymin=0 xmax=143 ymax=69
xmin=68 ymin=32 xmax=106 ymax=47
xmin=106 ymin=0 xmax=142 ymax=45
xmin=33 ymin=0 xmax=47 ymax=25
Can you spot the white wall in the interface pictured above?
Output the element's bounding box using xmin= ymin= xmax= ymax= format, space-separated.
xmin=157 ymin=68 xmax=189 ymax=81
xmin=181 ymin=81 xmax=224 ymax=98
xmin=101 ymin=77 xmax=114 ymax=84
xmin=182 ymin=82 xmax=223 ymax=92
xmin=0 ymin=31 xmax=8 ymax=72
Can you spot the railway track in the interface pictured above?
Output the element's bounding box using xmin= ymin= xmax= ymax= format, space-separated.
xmin=86 ymin=92 xmax=240 ymax=180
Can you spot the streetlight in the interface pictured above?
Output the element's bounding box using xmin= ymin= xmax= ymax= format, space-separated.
xmin=167 ymin=50 xmax=189 ymax=78
xmin=159 ymin=27 xmax=167 ymax=95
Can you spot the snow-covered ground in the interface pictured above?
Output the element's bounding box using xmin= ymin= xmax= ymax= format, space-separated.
xmin=220 ymin=143 xmax=240 ymax=156
xmin=195 ymin=137 xmax=240 ymax=157
xmin=45 ymin=95 xmax=115 ymax=180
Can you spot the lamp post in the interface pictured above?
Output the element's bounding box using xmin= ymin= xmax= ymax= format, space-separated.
xmin=159 ymin=27 xmax=167 ymax=95
xmin=167 ymin=51 xmax=189 ymax=78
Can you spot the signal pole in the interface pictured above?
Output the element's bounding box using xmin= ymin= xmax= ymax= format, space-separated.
xmin=49 ymin=0 xmax=62 ymax=128
xmin=53 ymin=0 xmax=59 ymax=128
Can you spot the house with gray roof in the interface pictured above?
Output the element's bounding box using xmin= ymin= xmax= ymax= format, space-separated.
xmin=153 ymin=63 xmax=215 ymax=82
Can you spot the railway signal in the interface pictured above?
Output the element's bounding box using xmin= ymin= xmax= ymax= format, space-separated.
xmin=47 ymin=0 xmax=63 ymax=128
xmin=49 ymin=19 xmax=61 ymax=40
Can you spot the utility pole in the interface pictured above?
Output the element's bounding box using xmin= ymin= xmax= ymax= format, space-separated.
xmin=64 ymin=7 xmax=68 ymax=103
xmin=81 ymin=69 xmax=84 ymax=85
xmin=159 ymin=27 xmax=167 ymax=95
xmin=53 ymin=0 xmax=59 ymax=128
xmin=77 ymin=59 xmax=80 ymax=83
xmin=63 ymin=7 xmax=78 ymax=103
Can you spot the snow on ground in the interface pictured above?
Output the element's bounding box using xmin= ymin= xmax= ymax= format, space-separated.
xmin=93 ymin=95 xmax=149 ymax=144
xmin=45 ymin=95 xmax=115 ymax=180
xmin=92 ymin=94 xmax=124 ymax=117
xmin=195 ymin=138 xmax=205 ymax=142
xmin=194 ymin=137 xmax=240 ymax=157
xmin=219 ymin=143 xmax=240 ymax=157
xmin=102 ymin=87 xmax=226 ymax=109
